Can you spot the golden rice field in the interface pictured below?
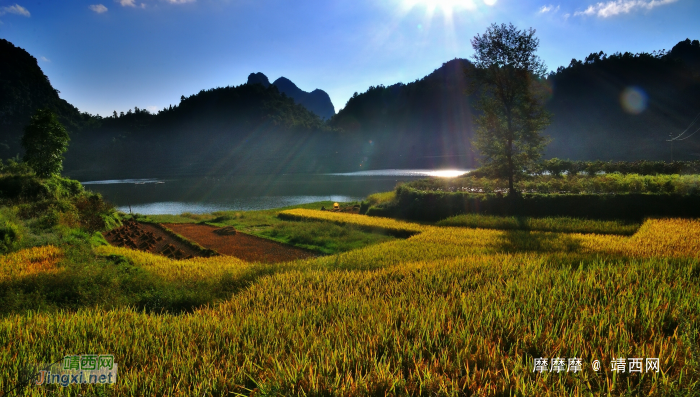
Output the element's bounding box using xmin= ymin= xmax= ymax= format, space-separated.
xmin=1 ymin=210 xmax=699 ymax=396
xmin=0 ymin=245 xmax=63 ymax=282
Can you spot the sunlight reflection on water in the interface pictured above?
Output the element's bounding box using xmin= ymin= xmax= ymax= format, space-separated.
xmin=118 ymin=195 xmax=362 ymax=215
xmin=85 ymin=169 xmax=470 ymax=215
xmin=327 ymin=169 xmax=470 ymax=177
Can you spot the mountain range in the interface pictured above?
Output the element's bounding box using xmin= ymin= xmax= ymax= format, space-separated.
xmin=1 ymin=37 xmax=700 ymax=180
xmin=246 ymin=72 xmax=335 ymax=120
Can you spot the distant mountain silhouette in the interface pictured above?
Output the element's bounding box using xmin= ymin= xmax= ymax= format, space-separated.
xmin=247 ymin=72 xmax=271 ymax=87
xmin=272 ymin=77 xmax=335 ymax=120
xmin=246 ymin=73 xmax=335 ymax=120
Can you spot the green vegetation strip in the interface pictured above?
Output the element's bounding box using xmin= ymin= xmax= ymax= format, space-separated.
xmin=407 ymin=173 xmax=700 ymax=195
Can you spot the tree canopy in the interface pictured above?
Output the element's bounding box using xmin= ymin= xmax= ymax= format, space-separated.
xmin=21 ymin=109 xmax=70 ymax=177
xmin=470 ymin=23 xmax=551 ymax=194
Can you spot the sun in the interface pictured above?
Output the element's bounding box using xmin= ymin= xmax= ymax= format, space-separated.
xmin=401 ymin=0 xmax=495 ymax=14
xmin=403 ymin=0 xmax=473 ymax=14
xmin=389 ymin=0 xmax=497 ymax=55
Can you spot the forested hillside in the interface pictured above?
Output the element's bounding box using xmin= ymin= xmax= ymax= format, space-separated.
xmin=0 ymin=39 xmax=95 ymax=158
xmin=545 ymin=38 xmax=700 ymax=161
xmin=330 ymin=59 xmax=478 ymax=170
xmin=64 ymin=83 xmax=345 ymax=180
xmin=332 ymin=38 xmax=700 ymax=164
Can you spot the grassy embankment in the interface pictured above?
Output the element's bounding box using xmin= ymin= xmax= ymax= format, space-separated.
xmin=366 ymin=184 xmax=643 ymax=235
xmin=1 ymin=199 xmax=699 ymax=395
xmin=361 ymin=174 xmax=700 ymax=222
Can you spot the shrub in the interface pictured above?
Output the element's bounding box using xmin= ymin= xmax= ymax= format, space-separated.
xmin=0 ymin=221 xmax=22 ymax=253
xmin=73 ymin=193 xmax=120 ymax=232
xmin=534 ymin=159 xmax=699 ymax=176
xmin=38 ymin=209 xmax=61 ymax=229
xmin=404 ymin=173 xmax=700 ymax=195
xmin=0 ymin=157 xmax=33 ymax=175
xmin=0 ymin=175 xmax=51 ymax=201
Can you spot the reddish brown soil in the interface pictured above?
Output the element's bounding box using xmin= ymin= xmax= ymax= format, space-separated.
xmin=104 ymin=220 xmax=205 ymax=259
xmin=167 ymin=223 xmax=317 ymax=263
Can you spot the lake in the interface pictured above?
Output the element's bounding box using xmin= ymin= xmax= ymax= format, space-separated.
xmin=81 ymin=169 xmax=470 ymax=215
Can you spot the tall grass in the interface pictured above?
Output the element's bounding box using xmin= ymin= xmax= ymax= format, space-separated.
xmin=366 ymin=190 xmax=396 ymax=205
xmin=437 ymin=213 xmax=641 ymax=235
xmin=1 ymin=254 xmax=698 ymax=395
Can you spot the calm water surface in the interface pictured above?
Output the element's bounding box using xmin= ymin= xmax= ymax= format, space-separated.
xmin=82 ymin=169 xmax=470 ymax=215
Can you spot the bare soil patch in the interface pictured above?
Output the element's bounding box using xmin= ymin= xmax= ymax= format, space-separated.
xmin=104 ymin=220 xmax=208 ymax=259
xmin=167 ymin=223 xmax=317 ymax=263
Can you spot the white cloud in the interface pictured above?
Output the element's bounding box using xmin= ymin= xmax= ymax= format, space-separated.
xmin=0 ymin=4 xmax=30 ymax=17
xmin=539 ymin=4 xmax=560 ymax=13
xmin=146 ymin=106 xmax=158 ymax=113
xmin=40 ymin=56 xmax=50 ymax=62
xmin=574 ymin=0 xmax=678 ymax=18
xmin=118 ymin=0 xmax=136 ymax=7
xmin=89 ymin=4 xmax=108 ymax=13
xmin=165 ymin=0 xmax=196 ymax=3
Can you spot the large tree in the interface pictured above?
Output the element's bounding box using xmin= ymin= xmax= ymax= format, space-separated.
xmin=470 ymin=23 xmax=552 ymax=194
xmin=21 ymin=109 xmax=70 ymax=177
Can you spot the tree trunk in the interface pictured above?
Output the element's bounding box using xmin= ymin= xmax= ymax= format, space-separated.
xmin=506 ymin=106 xmax=515 ymax=195
xmin=507 ymin=140 xmax=514 ymax=195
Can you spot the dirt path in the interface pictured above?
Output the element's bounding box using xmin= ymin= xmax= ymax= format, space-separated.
xmin=167 ymin=223 xmax=317 ymax=263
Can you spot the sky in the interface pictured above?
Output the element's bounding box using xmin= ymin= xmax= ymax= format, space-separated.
xmin=1 ymin=0 xmax=698 ymax=117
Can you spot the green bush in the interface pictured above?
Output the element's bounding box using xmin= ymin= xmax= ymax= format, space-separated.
xmin=0 ymin=174 xmax=51 ymax=200
xmin=38 ymin=208 xmax=61 ymax=229
xmin=0 ymin=174 xmax=84 ymax=202
xmin=0 ymin=157 xmax=34 ymax=175
xmin=44 ymin=176 xmax=84 ymax=198
xmin=405 ymin=173 xmax=700 ymax=195
xmin=73 ymin=192 xmax=120 ymax=232
xmin=0 ymin=220 xmax=22 ymax=253
xmin=535 ymin=159 xmax=700 ymax=176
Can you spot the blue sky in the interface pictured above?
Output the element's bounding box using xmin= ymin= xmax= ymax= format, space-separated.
xmin=1 ymin=0 xmax=698 ymax=117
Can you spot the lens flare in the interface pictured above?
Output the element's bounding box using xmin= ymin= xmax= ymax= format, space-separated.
xmin=620 ymin=86 xmax=648 ymax=114
xmin=424 ymin=169 xmax=468 ymax=178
